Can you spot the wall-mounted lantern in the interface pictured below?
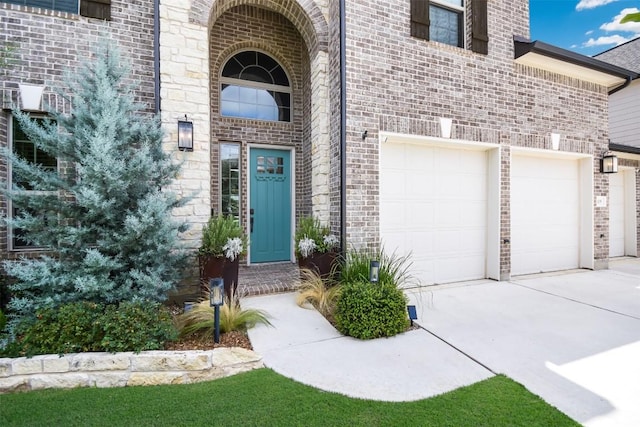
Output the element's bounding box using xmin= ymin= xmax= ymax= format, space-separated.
xmin=178 ymin=115 xmax=193 ymax=151
xmin=600 ymin=152 xmax=618 ymax=174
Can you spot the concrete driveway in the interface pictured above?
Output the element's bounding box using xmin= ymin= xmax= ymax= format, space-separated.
xmin=408 ymin=258 xmax=640 ymax=427
xmin=246 ymin=258 xmax=640 ymax=426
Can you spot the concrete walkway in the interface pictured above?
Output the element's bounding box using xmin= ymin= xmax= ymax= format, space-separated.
xmin=245 ymin=258 xmax=640 ymax=426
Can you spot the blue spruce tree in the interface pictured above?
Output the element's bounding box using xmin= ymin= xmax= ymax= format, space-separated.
xmin=2 ymin=42 xmax=188 ymax=323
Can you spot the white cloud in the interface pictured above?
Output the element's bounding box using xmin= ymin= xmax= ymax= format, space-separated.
xmin=600 ymin=8 xmax=640 ymax=32
xmin=583 ymin=34 xmax=630 ymax=46
xmin=576 ymin=0 xmax=619 ymax=11
xmin=585 ymin=30 xmax=594 ymax=35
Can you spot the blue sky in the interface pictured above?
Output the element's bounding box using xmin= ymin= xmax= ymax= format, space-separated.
xmin=530 ymin=0 xmax=640 ymax=56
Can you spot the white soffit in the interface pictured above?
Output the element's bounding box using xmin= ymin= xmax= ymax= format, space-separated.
xmin=515 ymin=52 xmax=627 ymax=89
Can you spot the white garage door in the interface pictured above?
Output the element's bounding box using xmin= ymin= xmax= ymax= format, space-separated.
xmin=380 ymin=143 xmax=488 ymax=285
xmin=511 ymin=155 xmax=580 ymax=275
xmin=609 ymin=171 xmax=625 ymax=258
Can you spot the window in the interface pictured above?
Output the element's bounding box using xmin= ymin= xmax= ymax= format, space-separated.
xmin=5 ymin=0 xmax=111 ymax=20
xmin=220 ymin=51 xmax=291 ymax=122
xmin=411 ymin=0 xmax=488 ymax=54
xmin=9 ymin=115 xmax=58 ymax=250
xmin=220 ymin=143 xmax=241 ymax=222
xmin=430 ymin=0 xmax=464 ymax=48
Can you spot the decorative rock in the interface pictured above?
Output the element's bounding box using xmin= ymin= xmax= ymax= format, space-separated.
xmin=127 ymin=372 xmax=185 ymax=387
xmin=41 ymin=356 xmax=70 ymax=374
xmin=90 ymin=373 xmax=130 ymax=388
xmin=211 ymin=347 xmax=262 ymax=367
xmin=132 ymin=351 xmax=210 ymax=372
xmin=185 ymin=367 xmax=224 ymax=383
xmin=0 ymin=359 xmax=11 ymax=377
xmin=70 ymin=353 xmax=131 ymax=372
xmin=30 ymin=373 xmax=91 ymax=391
xmin=11 ymin=358 xmax=42 ymax=375
xmin=0 ymin=376 xmax=30 ymax=393
xmin=0 ymin=348 xmax=262 ymax=393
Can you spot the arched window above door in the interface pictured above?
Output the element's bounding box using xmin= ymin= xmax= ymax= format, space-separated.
xmin=220 ymin=51 xmax=291 ymax=122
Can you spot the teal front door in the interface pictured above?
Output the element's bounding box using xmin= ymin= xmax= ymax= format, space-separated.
xmin=250 ymin=148 xmax=292 ymax=263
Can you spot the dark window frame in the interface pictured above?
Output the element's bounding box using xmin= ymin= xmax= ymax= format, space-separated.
xmin=8 ymin=114 xmax=58 ymax=251
xmin=4 ymin=0 xmax=111 ymax=20
xmin=410 ymin=0 xmax=488 ymax=55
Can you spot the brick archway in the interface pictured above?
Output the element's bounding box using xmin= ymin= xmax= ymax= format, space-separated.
xmin=190 ymin=0 xmax=328 ymax=56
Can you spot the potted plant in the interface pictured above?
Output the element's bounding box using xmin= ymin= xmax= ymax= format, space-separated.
xmin=294 ymin=216 xmax=340 ymax=278
xmin=199 ymin=215 xmax=247 ymax=300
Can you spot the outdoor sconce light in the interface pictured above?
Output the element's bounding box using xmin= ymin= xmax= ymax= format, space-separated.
xmin=369 ymin=260 xmax=380 ymax=284
xmin=362 ymin=130 xmax=368 ymax=140
xmin=209 ymin=278 xmax=224 ymax=344
xmin=550 ymin=133 xmax=560 ymax=151
xmin=600 ymin=152 xmax=618 ymax=174
xmin=178 ymin=115 xmax=193 ymax=151
xmin=407 ymin=305 xmax=418 ymax=326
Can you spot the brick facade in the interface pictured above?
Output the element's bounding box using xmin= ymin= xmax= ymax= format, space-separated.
xmin=0 ymin=1 xmax=156 ymax=262
xmin=0 ymin=0 xmax=630 ymax=299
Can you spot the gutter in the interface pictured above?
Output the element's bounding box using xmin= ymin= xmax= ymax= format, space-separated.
xmin=609 ymin=142 xmax=640 ymax=156
xmin=608 ymin=75 xmax=632 ymax=95
xmin=154 ymin=0 xmax=161 ymax=113
xmin=513 ymin=35 xmax=638 ymax=94
xmin=339 ymin=0 xmax=347 ymax=257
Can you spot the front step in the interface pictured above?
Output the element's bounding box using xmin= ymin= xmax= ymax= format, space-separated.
xmin=238 ymin=262 xmax=300 ymax=297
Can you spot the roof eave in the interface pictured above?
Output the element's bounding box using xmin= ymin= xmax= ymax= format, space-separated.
xmin=513 ymin=36 xmax=638 ymax=91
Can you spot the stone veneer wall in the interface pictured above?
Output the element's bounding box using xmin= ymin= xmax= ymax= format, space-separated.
xmin=339 ymin=0 xmax=611 ymax=275
xmin=159 ymin=0 xmax=212 ymax=299
xmin=0 ymin=348 xmax=262 ymax=393
xmin=0 ymin=1 xmax=156 ymax=261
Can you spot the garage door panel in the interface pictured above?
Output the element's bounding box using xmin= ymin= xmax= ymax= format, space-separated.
xmin=381 ymin=170 xmax=407 ymax=198
xmin=380 ymin=201 xmax=406 ymax=229
xmin=381 ymin=142 xmax=488 ymax=285
xmin=408 ymin=176 xmax=435 ymax=199
xmin=511 ymin=155 xmax=580 ymax=275
xmin=408 ymin=231 xmax=434 ymax=254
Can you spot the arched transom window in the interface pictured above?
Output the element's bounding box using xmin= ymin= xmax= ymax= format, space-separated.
xmin=220 ymin=51 xmax=291 ymax=122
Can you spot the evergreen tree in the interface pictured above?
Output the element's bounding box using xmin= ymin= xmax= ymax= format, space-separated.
xmin=2 ymin=42 xmax=188 ymax=323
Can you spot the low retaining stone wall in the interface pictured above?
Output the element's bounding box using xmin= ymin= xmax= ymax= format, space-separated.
xmin=0 ymin=348 xmax=263 ymax=393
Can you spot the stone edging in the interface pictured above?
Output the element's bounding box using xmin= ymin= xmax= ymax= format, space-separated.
xmin=0 ymin=347 xmax=263 ymax=393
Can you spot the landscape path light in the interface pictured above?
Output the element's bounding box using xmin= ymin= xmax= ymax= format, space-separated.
xmin=209 ymin=278 xmax=224 ymax=344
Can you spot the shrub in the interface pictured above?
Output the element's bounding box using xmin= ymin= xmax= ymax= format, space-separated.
xmin=0 ymin=309 xmax=6 ymax=333
xmin=339 ymin=247 xmax=413 ymax=288
xmin=100 ymin=302 xmax=177 ymax=353
xmin=2 ymin=42 xmax=188 ymax=329
xmin=296 ymin=268 xmax=341 ymax=317
xmin=200 ymin=215 xmax=247 ymax=258
xmin=5 ymin=302 xmax=103 ymax=357
xmin=178 ymin=290 xmax=271 ymax=338
xmin=335 ymin=281 xmax=409 ymax=340
xmin=294 ymin=216 xmax=339 ymax=258
xmin=1 ymin=301 xmax=177 ymax=357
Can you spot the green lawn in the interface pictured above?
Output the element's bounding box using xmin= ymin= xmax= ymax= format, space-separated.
xmin=0 ymin=368 xmax=578 ymax=427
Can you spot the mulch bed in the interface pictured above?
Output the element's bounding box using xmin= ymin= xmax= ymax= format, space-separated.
xmin=164 ymin=330 xmax=252 ymax=351
xmin=164 ymin=304 xmax=253 ymax=351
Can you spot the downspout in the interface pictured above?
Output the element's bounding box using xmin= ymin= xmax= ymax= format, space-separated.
xmin=154 ymin=0 xmax=161 ymax=113
xmin=339 ymin=0 xmax=347 ymax=257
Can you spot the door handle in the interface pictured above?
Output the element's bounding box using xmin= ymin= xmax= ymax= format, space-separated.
xmin=250 ymin=208 xmax=254 ymax=233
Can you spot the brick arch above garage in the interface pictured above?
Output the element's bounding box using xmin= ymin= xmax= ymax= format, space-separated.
xmin=189 ymin=0 xmax=328 ymax=56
